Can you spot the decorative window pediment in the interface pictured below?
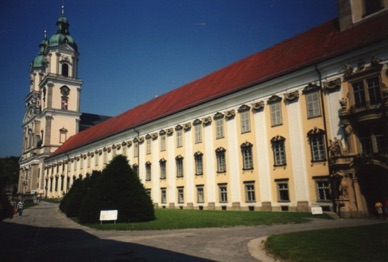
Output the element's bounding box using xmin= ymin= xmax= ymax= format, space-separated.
xmin=271 ymin=135 xmax=285 ymax=142
xmin=193 ymin=119 xmax=202 ymax=125
xmin=284 ymin=91 xmax=299 ymax=102
xmin=322 ymin=78 xmax=341 ymax=92
xmin=216 ymin=147 xmax=226 ymax=152
xmin=307 ymin=127 xmax=325 ymax=136
xmin=303 ymin=83 xmax=321 ymax=94
xmin=267 ymin=95 xmax=282 ymax=104
xmin=202 ymin=116 xmax=212 ymax=125
xmin=166 ymin=128 xmax=174 ymax=136
xmin=151 ymin=132 xmax=158 ymax=140
xmin=159 ymin=129 xmax=166 ymax=135
xmin=241 ymin=141 xmax=253 ymax=148
xmin=194 ymin=151 xmax=203 ymax=157
xmin=175 ymin=155 xmax=184 ymax=160
xmin=213 ymin=112 xmax=224 ymax=120
xmin=251 ymin=101 xmax=264 ymax=112
xmin=175 ymin=125 xmax=183 ymax=131
xmin=224 ymin=109 xmax=235 ymax=119
xmin=159 ymin=158 xmax=167 ymax=163
xmin=183 ymin=123 xmax=191 ymax=131
xmin=238 ymin=104 xmax=250 ymax=112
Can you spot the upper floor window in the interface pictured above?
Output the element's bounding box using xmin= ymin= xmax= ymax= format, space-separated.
xmin=270 ymin=102 xmax=282 ymax=126
xmin=216 ymin=147 xmax=226 ymax=173
xmin=176 ymin=155 xmax=184 ymax=178
xmin=61 ymin=97 xmax=68 ymax=110
xmin=194 ymin=124 xmax=202 ymax=143
xmin=146 ymin=137 xmax=151 ymax=154
xmin=159 ymin=159 xmax=166 ymax=179
xmin=351 ymin=76 xmax=382 ymax=109
xmin=215 ymin=118 xmax=224 ymax=139
xmin=238 ymin=106 xmax=251 ymax=133
xmin=194 ymin=152 xmax=203 ymax=175
xmin=271 ymin=136 xmax=286 ymax=166
xmin=308 ymin=128 xmax=326 ymax=162
xmin=160 ymin=134 xmax=166 ymax=151
xmin=145 ymin=162 xmax=151 ymax=181
xmin=241 ymin=142 xmax=253 ymax=170
xmin=364 ymin=0 xmax=383 ymax=16
xmin=176 ymin=129 xmax=183 ymax=148
xmin=306 ymin=92 xmax=321 ymax=118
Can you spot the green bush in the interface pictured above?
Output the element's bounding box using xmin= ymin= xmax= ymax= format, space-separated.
xmin=78 ymin=155 xmax=155 ymax=223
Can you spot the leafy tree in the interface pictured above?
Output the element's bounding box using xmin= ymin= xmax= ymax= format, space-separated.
xmin=78 ymin=155 xmax=155 ymax=223
xmin=0 ymin=157 xmax=19 ymax=189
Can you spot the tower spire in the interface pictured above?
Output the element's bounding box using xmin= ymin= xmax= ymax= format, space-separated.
xmin=61 ymin=3 xmax=65 ymax=16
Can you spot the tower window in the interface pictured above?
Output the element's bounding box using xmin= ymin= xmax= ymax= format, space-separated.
xmin=62 ymin=64 xmax=69 ymax=77
xmin=61 ymin=97 xmax=68 ymax=110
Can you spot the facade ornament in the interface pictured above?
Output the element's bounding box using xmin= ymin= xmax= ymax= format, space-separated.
xmin=237 ymin=104 xmax=250 ymax=112
xmin=127 ymin=140 xmax=132 ymax=147
xmin=193 ymin=119 xmax=202 ymax=125
xmin=328 ymin=138 xmax=342 ymax=158
xmin=339 ymin=97 xmax=348 ymax=110
xmin=151 ymin=132 xmax=158 ymax=140
xmin=159 ymin=129 xmax=166 ymax=135
xmin=213 ymin=112 xmax=224 ymax=119
xmin=371 ymin=55 xmax=381 ymax=66
xmin=116 ymin=144 xmax=121 ymax=150
xmin=138 ymin=137 xmax=144 ymax=143
xmin=251 ymin=101 xmax=264 ymax=111
xmin=175 ymin=124 xmax=183 ymax=131
xmin=284 ymin=90 xmax=299 ymax=102
xmin=166 ymin=128 xmax=174 ymax=136
xmin=224 ymin=109 xmax=235 ymax=119
xmin=183 ymin=122 xmax=191 ymax=131
xmin=322 ymin=78 xmax=341 ymax=91
xmin=343 ymin=64 xmax=354 ymax=78
xmin=202 ymin=117 xmax=212 ymax=125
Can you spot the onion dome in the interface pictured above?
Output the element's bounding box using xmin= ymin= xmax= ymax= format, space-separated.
xmin=32 ymin=30 xmax=48 ymax=68
xmin=48 ymin=5 xmax=78 ymax=51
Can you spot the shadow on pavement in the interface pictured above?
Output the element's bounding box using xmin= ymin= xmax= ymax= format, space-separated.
xmin=0 ymin=221 xmax=213 ymax=262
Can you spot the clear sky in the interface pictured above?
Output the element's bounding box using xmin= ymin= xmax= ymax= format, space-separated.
xmin=0 ymin=0 xmax=337 ymax=157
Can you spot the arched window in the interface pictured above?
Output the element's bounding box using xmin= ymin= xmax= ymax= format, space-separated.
xmin=62 ymin=64 xmax=69 ymax=77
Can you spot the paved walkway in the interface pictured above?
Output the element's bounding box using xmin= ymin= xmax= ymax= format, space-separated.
xmin=1 ymin=202 xmax=385 ymax=261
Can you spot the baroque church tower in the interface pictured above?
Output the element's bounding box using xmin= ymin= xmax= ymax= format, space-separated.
xmin=19 ymin=7 xmax=82 ymax=194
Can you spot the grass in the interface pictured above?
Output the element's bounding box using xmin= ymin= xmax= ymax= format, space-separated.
xmin=84 ymin=208 xmax=331 ymax=230
xmin=265 ymin=223 xmax=388 ymax=262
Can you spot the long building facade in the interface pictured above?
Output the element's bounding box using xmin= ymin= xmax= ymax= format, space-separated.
xmin=20 ymin=1 xmax=388 ymax=218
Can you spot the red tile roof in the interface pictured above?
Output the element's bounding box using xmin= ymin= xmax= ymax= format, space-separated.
xmin=50 ymin=13 xmax=388 ymax=158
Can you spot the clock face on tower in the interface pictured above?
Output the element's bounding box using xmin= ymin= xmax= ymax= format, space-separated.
xmin=60 ymin=86 xmax=70 ymax=96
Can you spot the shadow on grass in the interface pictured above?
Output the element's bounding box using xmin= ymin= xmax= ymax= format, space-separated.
xmin=0 ymin=221 xmax=213 ymax=262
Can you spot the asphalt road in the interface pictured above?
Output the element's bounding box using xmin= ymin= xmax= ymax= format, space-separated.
xmin=1 ymin=202 xmax=384 ymax=262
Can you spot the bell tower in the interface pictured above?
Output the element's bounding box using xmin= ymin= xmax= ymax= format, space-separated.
xmin=19 ymin=6 xmax=83 ymax=195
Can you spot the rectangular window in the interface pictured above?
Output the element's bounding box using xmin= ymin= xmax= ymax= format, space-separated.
xmin=197 ymin=186 xmax=204 ymax=203
xmin=242 ymin=145 xmax=253 ymax=170
xmin=272 ymin=140 xmax=286 ymax=166
xmin=95 ymin=153 xmax=99 ymax=166
xmin=352 ymin=81 xmax=366 ymax=108
xmin=195 ymin=125 xmax=202 ymax=143
xmin=160 ymin=134 xmax=166 ymax=151
xmin=195 ymin=154 xmax=203 ymax=175
xmin=315 ymin=178 xmax=331 ymax=201
xmin=177 ymin=130 xmax=183 ymax=148
xmin=146 ymin=138 xmax=151 ymax=154
xmin=216 ymin=149 xmax=226 ymax=173
xmin=245 ymin=183 xmax=256 ymax=202
xmin=367 ymin=77 xmax=381 ymax=106
xmin=219 ymin=184 xmax=228 ymax=203
xmin=160 ymin=161 xmax=166 ymax=179
xmin=240 ymin=111 xmax=251 ymax=133
xmin=134 ymin=142 xmax=139 ymax=157
xmin=215 ymin=118 xmax=224 ymax=139
xmin=145 ymin=163 xmax=151 ymax=181
xmin=310 ymin=135 xmax=326 ymax=161
xmin=306 ymin=92 xmax=321 ymax=118
xmin=270 ymin=102 xmax=282 ymax=126
xmin=276 ymin=180 xmax=290 ymax=202
xmin=161 ymin=188 xmax=167 ymax=204
xmin=177 ymin=187 xmax=184 ymax=203
xmin=176 ymin=157 xmax=184 ymax=177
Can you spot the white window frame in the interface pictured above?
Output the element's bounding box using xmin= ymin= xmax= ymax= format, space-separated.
xmin=245 ymin=182 xmax=256 ymax=202
xmin=197 ymin=186 xmax=204 ymax=203
xmin=270 ymin=102 xmax=282 ymax=126
xmin=215 ymin=118 xmax=224 ymax=139
xmin=194 ymin=124 xmax=202 ymax=143
xmin=306 ymin=92 xmax=321 ymax=118
xmin=240 ymin=111 xmax=251 ymax=133
xmin=219 ymin=184 xmax=228 ymax=203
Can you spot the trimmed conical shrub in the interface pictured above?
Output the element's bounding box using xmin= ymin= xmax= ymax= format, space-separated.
xmin=78 ymin=155 xmax=155 ymax=223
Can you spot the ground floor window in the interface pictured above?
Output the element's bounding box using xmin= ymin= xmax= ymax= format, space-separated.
xmin=197 ymin=185 xmax=204 ymax=203
xmin=177 ymin=187 xmax=184 ymax=203
xmin=244 ymin=182 xmax=256 ymax=202
xmin=219 ymin=184 xmax=228 ymax=203
xmin=161 ymin=188 xmax=166 ymax=204
xmin=314 ymin=177 xmax=331 ymax=201
xmin=276 ymin=179 xmax=290 ymax=202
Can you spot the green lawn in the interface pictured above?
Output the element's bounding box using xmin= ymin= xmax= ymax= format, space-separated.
xmin=85 ymin=208 xmax=330 ymax=230
xmin=265 ymin=223 xmax=388 ymax=262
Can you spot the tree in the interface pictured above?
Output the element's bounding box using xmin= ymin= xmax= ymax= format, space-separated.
xmin=78 ymin=155 xmax=155 ymax=223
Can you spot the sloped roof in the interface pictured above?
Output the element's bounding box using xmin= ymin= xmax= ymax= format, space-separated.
xmin=50 ymin=12 xmax=388 ymax=158
xmin=79 ymin=113 xmax=112 ymax=131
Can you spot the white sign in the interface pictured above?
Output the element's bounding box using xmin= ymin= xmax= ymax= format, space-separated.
xmin=311 ymin=206 xmax=323 ymax=215
xmin=99 ymin=210 xmax=118 ymax=224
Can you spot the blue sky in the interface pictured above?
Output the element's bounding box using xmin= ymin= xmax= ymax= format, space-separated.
xmin=0 ymin=0 xmax=337 ymax=157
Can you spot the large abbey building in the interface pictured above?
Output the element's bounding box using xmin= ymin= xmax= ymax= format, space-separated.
xmin=19 ymin=1 xmax=388 ymax=217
